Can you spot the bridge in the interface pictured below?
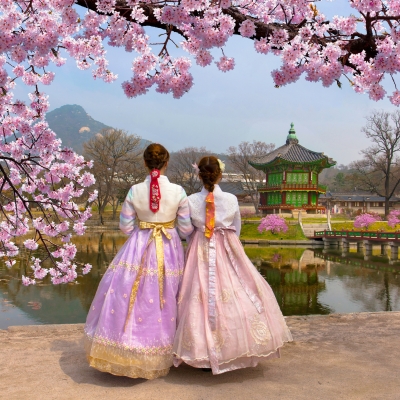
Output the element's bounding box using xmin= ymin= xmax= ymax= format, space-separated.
xmin=313 ymin=230 xmax=400 ymax=263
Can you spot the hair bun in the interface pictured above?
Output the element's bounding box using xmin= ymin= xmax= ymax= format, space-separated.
xmin=144 ymin=144 xmax=170 ymax=170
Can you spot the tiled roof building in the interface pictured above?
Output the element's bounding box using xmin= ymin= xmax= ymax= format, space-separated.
xmin=249 ymin=123 xmax=336 ymax=214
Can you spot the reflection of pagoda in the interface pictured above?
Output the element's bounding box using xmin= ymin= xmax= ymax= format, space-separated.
xmin=249 ymin=123 xmax=336 ymax=214
xmin=248 ymin=249 xmax=332 ymax=316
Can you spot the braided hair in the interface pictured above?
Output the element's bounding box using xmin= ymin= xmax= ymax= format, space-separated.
xmin=198 ymin=156 xmax=221 ymax=192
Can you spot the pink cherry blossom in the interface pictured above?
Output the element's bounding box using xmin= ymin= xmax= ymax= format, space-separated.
xmin=3 ymin=0 xmax=400 ymax=286
xmin=258 ymin=215 xmax=289 ymax=234
xmin=23 ymin=239 xmax=39 ymax=250
xmin=354 ymin=213 xmax=381 ymax=230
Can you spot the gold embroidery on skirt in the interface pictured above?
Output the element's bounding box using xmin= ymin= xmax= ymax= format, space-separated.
xmin=192 ymin=292 xmax=203 ymax=303
xmin=182 ymin=325 xmax=194 ymax=350
xmin=219 ymin=289 xmax=231 ymax=303
xmin=84 ymin=333 xmax=172 ymax=380
xmin=250 ymin=314 xmax=272 ymax=345
xmin=212 ymin=330 xmax=225 ymax=352
xmin=124 ymin=219 xmax=176 ymax=331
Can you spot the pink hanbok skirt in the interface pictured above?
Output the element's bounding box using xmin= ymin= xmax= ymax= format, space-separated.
xmin=173 ymin=227 xmax=292 ymax=374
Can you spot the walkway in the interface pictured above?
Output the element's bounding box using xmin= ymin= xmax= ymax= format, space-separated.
xmin=1 ymin=312 xmax=399 ymax=399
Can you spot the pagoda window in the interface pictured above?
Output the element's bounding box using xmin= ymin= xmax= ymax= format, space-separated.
xmin=311 ymin=172 xmax=317 ymax=184
xmin=311 ymin=192 xmax=317 ymax=206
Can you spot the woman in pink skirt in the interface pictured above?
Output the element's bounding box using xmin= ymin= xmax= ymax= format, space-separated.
xmin=173 ymin=156 xmax=292 ymax=374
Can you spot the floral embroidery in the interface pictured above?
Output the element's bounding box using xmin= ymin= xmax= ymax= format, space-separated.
xmin=212 ymin=330 xmax=225 ymax=352
xmin=250 ymin=314 xmax=271 ymax=345
xmin=219 ymin=289 xmax=230 ymax=303
xmin=87 ymin=333 xmax=173 ymax=355
xmin=109 ymin=260 xmax=183 ymax=277
xmin=111 ymin=309 xmax=114 ymax=314
xmin=192 ymin=292 xmax=203 ymax=303
xmin=182 ymin=325 xmax=194 ymax=350
xmin=149 ymin=299 xmax=154 ymax=303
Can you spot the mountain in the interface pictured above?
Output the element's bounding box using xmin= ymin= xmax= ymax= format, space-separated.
xmin=46 ymin=104 xmax=111 ymax=153
xmin=45 ymin=104 xmax=151 ymax=154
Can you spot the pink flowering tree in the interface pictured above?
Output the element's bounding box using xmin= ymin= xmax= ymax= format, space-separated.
xmin=258 ymin=215 xmax=288 ymax=234
xmin=388 ymin=209 xmax=400 ymax=227
xmin=3 ymin=0 xmax=400 ymax=286
xmin=354 ymin=213 xmax=382 ymax=230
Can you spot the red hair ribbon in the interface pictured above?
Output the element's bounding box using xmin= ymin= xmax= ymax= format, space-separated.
xmin=205 ymin=192 xmax=215 ymax=238
xmin=150 ymin=169 xmax=161 ymax=213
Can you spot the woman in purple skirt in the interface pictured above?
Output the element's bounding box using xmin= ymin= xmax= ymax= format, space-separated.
xmin=84 ymin=144 xmax=193 ymax=379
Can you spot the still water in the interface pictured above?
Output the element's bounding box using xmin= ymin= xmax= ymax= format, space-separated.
xmin=1 ymin=232 xmax=400 ymax=329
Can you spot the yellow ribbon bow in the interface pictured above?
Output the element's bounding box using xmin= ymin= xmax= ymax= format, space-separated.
xmin=124 ymin=219 xmax=175 ymax=332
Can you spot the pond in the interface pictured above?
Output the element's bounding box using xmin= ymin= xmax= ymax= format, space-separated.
xmin=1 ymin=232 xmax=400 ymax=329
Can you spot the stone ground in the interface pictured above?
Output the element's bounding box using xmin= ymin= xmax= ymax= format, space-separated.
xmin=1 ymin=312 xmax=399 ymax=400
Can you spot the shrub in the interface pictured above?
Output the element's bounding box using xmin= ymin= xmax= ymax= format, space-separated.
xmin=258 ymin=215 xmax=288 ymax=234
xmin=354 ymin=213 xmax=382 ymax=230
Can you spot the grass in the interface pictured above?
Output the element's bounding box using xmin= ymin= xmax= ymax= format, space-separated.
xmin=331 ymin=221 xmax=399 ymax=232
xmin=301 ymin=218 xmax=328 ymax=223
xmin=240 ymin=223 xmax=307 ymax=240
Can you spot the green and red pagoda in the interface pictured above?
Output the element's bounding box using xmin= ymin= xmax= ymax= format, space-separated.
xmin=249 ymin=123 xmax=336 ymax=214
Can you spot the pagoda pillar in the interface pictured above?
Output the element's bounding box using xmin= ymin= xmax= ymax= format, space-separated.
xmin=282 ymin=192 xmax=286 ymax=205
xmin=308 ymin=192 xmax=311 ymax=205
xmin=309 ymin=170 xmax=312 ymax=184
xmin=265 ymin=171 xmax=269 ymax=187
xmin=282 ymin=170 xmax=286 ymax=184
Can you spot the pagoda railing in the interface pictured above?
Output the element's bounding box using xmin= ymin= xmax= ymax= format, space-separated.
xmin=258 ymin=183 xmax=327 ymax=192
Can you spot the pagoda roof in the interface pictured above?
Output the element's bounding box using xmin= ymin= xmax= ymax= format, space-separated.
xmin=249 ymin=123 xmax=336 ymax=170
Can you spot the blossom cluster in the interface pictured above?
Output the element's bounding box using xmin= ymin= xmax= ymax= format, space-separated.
xmin=258 ymin=215 xmax=288 ymax=234
xmin=1 ymin=0 xmax=400 ymax=107
xmin=354 ymin=213 xmax=382 ymax=230
xmin=388 ymin=210 xmax=400 ymax=227
xmin=2 ymin=0 xmax=400 ymax=284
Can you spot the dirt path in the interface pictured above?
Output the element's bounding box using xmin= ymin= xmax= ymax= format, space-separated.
xmin=1 ymin=312 xmax=399 ymax=400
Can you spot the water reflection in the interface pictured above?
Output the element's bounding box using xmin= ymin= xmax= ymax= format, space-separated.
xmin=1 ymin=233 xmax=400 ymax=329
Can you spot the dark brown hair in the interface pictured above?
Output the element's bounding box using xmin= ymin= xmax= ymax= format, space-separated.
xmin=143 ymin=143 xmax=170 ymax=170
xmin=198 ymin=156 xmax=221 ymax=192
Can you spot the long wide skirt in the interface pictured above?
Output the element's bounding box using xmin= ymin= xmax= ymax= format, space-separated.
xmin=84 ymin=227 xmax=184 ymax=379
xmin=173 ymin=229 xmax=293 ymax=374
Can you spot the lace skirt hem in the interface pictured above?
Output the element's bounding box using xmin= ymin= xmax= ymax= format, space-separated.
xmin=87 ymin=356 xmax=170 ymax=380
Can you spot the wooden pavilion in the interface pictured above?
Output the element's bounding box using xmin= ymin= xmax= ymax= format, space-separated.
xmin=249 ymin=123 xmax=336 ymax=214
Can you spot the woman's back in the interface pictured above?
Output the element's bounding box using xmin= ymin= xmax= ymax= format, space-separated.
xmin=132 ymin=176 xmax=186 ymax=222
xmin=188 ymin=185 xmax=241 ymax=235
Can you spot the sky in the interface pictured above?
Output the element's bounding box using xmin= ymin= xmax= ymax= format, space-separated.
xmin=14 ymin=1 xmax=400 ymax=166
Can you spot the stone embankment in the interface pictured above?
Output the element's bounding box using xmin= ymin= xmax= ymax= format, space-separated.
xmin=1 ymin=312 xmax=399 ymax=400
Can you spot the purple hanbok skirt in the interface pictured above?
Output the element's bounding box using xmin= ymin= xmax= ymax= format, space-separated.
xmin=84 ymin=226 xmax=184 ymax=379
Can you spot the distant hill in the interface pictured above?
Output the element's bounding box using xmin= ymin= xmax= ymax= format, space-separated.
xmin=46 ymin=104 xmax=150 ymax=154
xmin=46 ymin=104 xmax=111 ymax=153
